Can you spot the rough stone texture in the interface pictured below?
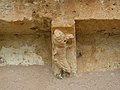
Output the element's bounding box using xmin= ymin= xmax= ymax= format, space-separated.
xmin=76 ymin=20 xmax=120 ymax=72
xmin=51 ymin=19 xmax=77 ymax=78
xmin=0 ymin=0 xmax=119 ymax=74
xmin=77 ymin=33 xmax=120 ymax=72
xmin=0 ymin=46 xmax=44 ymax=66
xmin=0 ymin=34 xmax=51 ymax=66
xmin=1 ymin=0 xmax=120 ymax=21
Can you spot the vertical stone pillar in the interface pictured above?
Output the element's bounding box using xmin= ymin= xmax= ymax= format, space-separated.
xmin=51 ymin=19 xmax=77 ymax=79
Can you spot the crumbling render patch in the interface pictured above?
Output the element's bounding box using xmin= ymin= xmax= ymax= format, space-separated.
xmin=0 ymin=34 xmax=51 ymax=66
xmin=0 ymin=46 xmax=44 ymax=66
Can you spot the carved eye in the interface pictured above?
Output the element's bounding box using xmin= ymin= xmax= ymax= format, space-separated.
xmin=64 ymin=40 xmax=66 ymax=42
xmin=33 ymin=11 xmax=36 ymax=13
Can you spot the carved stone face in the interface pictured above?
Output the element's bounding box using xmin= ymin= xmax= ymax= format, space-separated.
xmin=54 ymin=29 xmax=66 ymax=44
xmin=54 ymin=29 xmax=64 ymax=38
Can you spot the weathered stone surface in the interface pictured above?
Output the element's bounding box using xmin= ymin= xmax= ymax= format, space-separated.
xmin=51 ymin=19 xmax=77 ymax=78
xmin=0 ymin=0 xmax=120 ymax=78
xmin=0 ymin=34 xmax=51 ymax=66
xmin=1 ymin=0 xmax=120 ymax=21
xmin=76 ymin=20 xmax=120 ymax=72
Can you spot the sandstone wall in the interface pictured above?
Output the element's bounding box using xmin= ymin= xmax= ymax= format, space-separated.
xmin=0 ymin=0 xmax=120 ymax=72
xmin=76 ymin=20 xmax=120 ymax=72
